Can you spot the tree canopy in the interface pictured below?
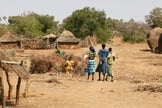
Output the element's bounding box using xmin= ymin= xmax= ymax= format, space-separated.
xmin=145 ymin=7 xmax=162 ymax=28
xmin=8 ymin=12 xmax=59 ymax=38
xmin=61 ymin=7 xmax=113 ymax=43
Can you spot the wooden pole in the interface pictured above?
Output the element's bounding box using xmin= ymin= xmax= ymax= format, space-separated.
xmin=16 ymin=77 xmax=21 ymax=105
xmin=5 ymin=71 xmax=13 ymax=100
xmin=0 ymin=71 xmax=5 ymax=108
xmin=23 ymin=80 xmax=32 ymax=98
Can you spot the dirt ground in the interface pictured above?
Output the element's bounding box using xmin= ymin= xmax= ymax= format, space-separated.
xmin=3 ymin=38 xmax=162 ymax=108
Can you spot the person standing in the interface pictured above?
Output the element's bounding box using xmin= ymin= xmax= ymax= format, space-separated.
xmin=84 ymin=46 xmax=96 ymax=80
xmin=65 ymin=56 xmax=74 ymax=78
xmin=106 ymin=47 xmax=115 ymax=82
xmin=96 ymin=43 xmax=108 ymax=81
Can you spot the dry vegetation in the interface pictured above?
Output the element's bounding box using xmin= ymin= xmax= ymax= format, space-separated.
xmin=1 ymin=37 xmax=162 ymax=108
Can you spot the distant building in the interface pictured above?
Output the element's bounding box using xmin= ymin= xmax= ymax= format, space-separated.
xmin=56 ymin=30 xmax=80 ymax=49
xmin=0 ymin=32 xmax=21 ymax=49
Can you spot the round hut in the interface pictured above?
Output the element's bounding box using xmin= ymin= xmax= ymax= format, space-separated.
xmin=0 ymin=32 xmax=21 ymax=49
xmin=43 ymin=34 xmax=58 ymax=48
xmin=56 ymin=30 xmax=80 ymax=49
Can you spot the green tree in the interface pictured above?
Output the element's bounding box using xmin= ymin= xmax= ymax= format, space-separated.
xmin=145 ymin=7 xmax=162 ymax=28
xmin=115 ymin=19 xmax=150 ymax=43
xmin=62 ymin=7 xmax=112 ymax=43
xmin=0 ymin=25 xmax=5 ymax=36
xmin=8 ymin=12 xmax=59 ymax=38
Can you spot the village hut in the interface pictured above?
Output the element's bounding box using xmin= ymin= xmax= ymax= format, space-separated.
xmin=56 ymin=30 xmax=80 ymax=49
xmin=42 ymin=34 xmax=58 ymax=48
xmin=0 ymin=50 xmax=29 ymax=106
xmin=0 ymin=32 xmax=21 ymax=49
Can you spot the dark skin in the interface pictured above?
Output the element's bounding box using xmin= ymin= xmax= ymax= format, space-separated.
xmin=87 ymin=46 xmax=95 ymax=81
xmin=105 ymin=47 xmax=114 ymax=82
xmin=98 ymin=43 xmax=106 ymax=81
xmin=87 ymin=73 xmax=94 ymax=80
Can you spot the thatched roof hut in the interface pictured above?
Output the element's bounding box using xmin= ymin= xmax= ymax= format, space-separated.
xmin=43 ymin=34 xmax=57 ymax=39
xmin=56 ymin=30 xmax=80 ymax=49
xmin=43 ymin=34 xmax=58 ymax=48
xmin=0 ymin=32 xmax=21 ymax=49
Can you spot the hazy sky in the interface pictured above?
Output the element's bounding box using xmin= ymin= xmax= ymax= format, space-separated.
xmin=0 ymin=0 xmax=162 ymax=23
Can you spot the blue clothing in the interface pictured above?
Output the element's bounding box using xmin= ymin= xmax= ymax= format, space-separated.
xmin=84 ymin=60 xmax=95 ymax=74
xmin=96 ymin=61 xmax=108 ymax=74
xmin=96 ymin=49 xmax=108 ymax=74
xmin=98 ymin=49 xmax=108 ymax=62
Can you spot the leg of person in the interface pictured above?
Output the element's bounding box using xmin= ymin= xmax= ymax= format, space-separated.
xmin=105 ymin=74 xmax=108 ymax=81
xmin=102 ymin=62 xmax=108 ymax=81
xmin=109 ymin=65 xmax=114 ymax=82
xmin=92 ymin=73 xmax=94 ymax=81
xmin=105 ymin=65 xmax=109 ymax=81
xmin=69 ymin=70 xmax=72 ymax=78
xmin=98 ymin=72 xmax=101 ymax=81
xmin=111 ymin=76 xmax=114 ymax=82
xmin=102 ymin=73 xmax=105 ymax=81
xmin=87 ymin=72 xmax=90 ymax=80
xmin=66 ymin=68 xmax=70 ymax=76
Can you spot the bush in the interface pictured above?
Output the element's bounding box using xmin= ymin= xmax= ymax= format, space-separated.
xmin=30 ymin=55 xmax=64 ymax=74
xmin=123 ymin=35 xmax=146 ymax=43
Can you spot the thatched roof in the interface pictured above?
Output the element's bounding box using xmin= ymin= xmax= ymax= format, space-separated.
xmin=0 ymin=32 xmax=20 ymax=42
xmin=0 ymin=51 xmax=29 ymax=80
xmin=43 ymin=34 xmax=57 ymax=39
xmin=56 ymin=30 xmax=80 ymax=43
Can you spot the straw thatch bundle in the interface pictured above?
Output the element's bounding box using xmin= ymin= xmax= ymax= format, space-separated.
xmin=0 ymin=32 xmax=20 ymax=42
xmin=0 ymin=50 xmax=29 ymax=80
xmin=56 ymin=30 xmax=80 ymax=43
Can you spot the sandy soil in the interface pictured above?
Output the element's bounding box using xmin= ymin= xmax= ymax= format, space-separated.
xmin=3 ymin=39 xmax=162 ymax=108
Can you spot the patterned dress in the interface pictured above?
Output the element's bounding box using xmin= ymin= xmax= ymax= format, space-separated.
xmin=84 ymin=52 xmax=96 ymax=74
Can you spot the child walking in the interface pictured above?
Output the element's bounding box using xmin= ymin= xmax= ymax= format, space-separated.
xmin=106 ymin=47 xmax=115 ymax=82
xmin=84 ymin=46 xmax=96 ymax=80
xmin=96 ymin=43 xmax=108 ymax=81
xmin=65 ymin=56 xmax=74 ymax=78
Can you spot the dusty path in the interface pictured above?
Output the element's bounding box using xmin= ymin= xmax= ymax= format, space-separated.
xmin=4 ymin=42 xmax=162 ymax=108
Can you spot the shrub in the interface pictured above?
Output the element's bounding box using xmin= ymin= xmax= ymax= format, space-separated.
xmin=30 ymin=55 xmax=64 ymax=74
xmin=123 ymin=35 xmax=146 ymax=43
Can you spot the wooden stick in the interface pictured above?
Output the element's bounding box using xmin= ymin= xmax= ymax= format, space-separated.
xmin=0 ymin=71 xmax=5 ymax=108
xmin=1 ymin=60 xmax=21 ymax=65
xmin=16 ymin=77 xmax=21 ymax=105
xmin=5 ymin=71 xmax=13 ymax=100
xmin=23 ymin=80 xmax=32 ymax=98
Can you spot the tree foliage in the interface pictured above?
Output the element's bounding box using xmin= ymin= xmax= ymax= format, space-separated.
xmin=8 ymin=12 xmax=59 ymax=38
xmin=0 ymin=25 xmax=5 ymax=36
xmin=114 ymin=19 xmax=150 ymax=43
xmin=62 ymin=7 xmax=112 ymax=42
xmin=145 ymin=7 xmax=162 ymax=28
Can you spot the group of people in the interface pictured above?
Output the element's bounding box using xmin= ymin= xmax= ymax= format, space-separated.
xmin=84 ymin=43 xmax=115 ymax=82
xmin=64 ymin=43 xmax=115 ymax=82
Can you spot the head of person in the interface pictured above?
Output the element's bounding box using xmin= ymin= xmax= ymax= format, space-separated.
xmin=68 ymin=55 xmax=72 ymax=60
xmin=109 ymin=47 xmax=112 ymax=52
xmin=89 ymin=46 xmax=95 ymax=53
xmin=102 ymin=43 xmax=106 ymax=49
